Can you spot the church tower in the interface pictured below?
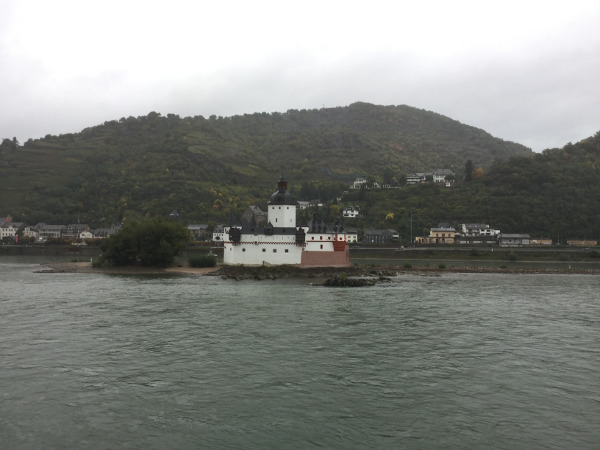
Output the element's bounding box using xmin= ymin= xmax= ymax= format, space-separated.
xmin=267 ymin=176 xmax=298 ymax=228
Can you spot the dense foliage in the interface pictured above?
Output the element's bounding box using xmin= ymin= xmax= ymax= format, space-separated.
xmin=188 ymin=254 xmax=217 ymax=268
xmin=0 ymin=103 xmax=529 ymax=226
xmin=98 ymin=217 xmax=190 ymax=267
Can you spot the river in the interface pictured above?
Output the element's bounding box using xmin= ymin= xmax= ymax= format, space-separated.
xmin=1 ymin=257 xmax=599 ymax=448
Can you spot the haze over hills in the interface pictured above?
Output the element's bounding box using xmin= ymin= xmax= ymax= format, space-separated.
xmin=0 ymin=102 xmax=532 ymax=226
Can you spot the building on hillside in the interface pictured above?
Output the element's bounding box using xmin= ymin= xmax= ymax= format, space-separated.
xmin=567 ymin=239 xmax=597 ymax=247
xmin=363 ymin=229 xmax=399 ymax=244
xmin=407 ymin=169 xmax=454 ymax=186
xmin=212 ymin=224 xmax=226 ymax=242
xmin=92 ymin=227 xmax=119 ymax=239
xmin=460 ymin=223 xmax=500 ymax=237
xmin=343 ymin=206 xmax=361 ymax=218
xmin=23 ymin=223 xmax=65 ymax=241
xmin=62 ymin=224 xmax=90 ymax=239
xmin=498 ymin=234 xmax=530 ymax=247
xmin=187 ymin=224 xmax=208 ymax=240
xmin=352 ymin=176 xmax=368 ymax=189
xmin=345 ymin=228 xmax=358 ymax=244
xmin=416 ymin=224 xmax=456 ymax=245
xmin=432 ymin=169 xmax=455 ymax=184
xmin=530 ymin=238 xmax=553 ymax=245
xmin=406 ymin=173 xmax=428 ymax=184
xmin=1 ymin=221 xmax=24 ymax=241
xmin=223 ymin=177 xmax=350 ymax=267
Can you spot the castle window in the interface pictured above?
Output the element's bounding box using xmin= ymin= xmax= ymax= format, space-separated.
xmin=262 ymin=248 xmax=266 ymax=252
xmin=285 ymin=249 xmax=289 ymax=253
xmin=273 ymin=249 xmax=277 ymax=253
xmin=320 ymin=244 xmax=323 ymax=249
xmin=242 ymin=248 xmax=246 ymax=252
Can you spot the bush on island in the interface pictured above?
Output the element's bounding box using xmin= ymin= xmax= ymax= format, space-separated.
xmin=188 ymin=254 xmax=217 ymax=268
xmin=98 ymin=217 xmax=190 ymax=267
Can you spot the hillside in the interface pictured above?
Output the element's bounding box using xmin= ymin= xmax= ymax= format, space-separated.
xmin=0 ymin=103 xmax=530 ymax=226
xmin=346 ymin=131 xmax=600 ymax=242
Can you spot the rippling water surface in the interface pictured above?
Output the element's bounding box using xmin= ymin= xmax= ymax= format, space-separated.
xmin=1 ymin=257 xmax=599 ymax=449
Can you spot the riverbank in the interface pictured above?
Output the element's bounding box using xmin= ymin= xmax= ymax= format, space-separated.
xmin=37 ymin=261 xmax=600 ymax=278
xmin=38 ymin=261 xmax=220 ymax=275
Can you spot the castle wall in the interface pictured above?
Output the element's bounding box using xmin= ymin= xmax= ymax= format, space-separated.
xmin=223 ymin=237 xmax=303 ymax=265
xmin=300 ymin=246 xmax=351 ymax=267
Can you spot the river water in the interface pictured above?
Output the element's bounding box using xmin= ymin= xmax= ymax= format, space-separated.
xmin=1 ymin=257 xmax=599 ymax=449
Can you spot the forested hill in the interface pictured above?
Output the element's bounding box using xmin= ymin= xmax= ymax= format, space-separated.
xmin=1 ymin=102 xmax=531 ymax=226
xmin=347 ymin=131 xmax=600 ymax=242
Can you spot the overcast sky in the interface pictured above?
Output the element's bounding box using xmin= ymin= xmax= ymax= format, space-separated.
xmin=1 ymin=0 xmax=599 ymax=152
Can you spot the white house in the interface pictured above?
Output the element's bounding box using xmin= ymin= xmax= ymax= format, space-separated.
xmin=343 ymin=206 xmax=361 ymax=218
xmin=1 ymin=221 xmax=24 ymax=240
xmin=352 ymin=176 xmax=368 ymax=189
xmin=460 ymin=223 xmax=500 ymax=237
xmin=432 ymin=169 xmax=455 ymax=183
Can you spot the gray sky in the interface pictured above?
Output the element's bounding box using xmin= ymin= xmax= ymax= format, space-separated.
xmin=1 ymin=0 xmax=599 ymax=152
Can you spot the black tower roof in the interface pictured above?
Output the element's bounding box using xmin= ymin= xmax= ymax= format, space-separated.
xmin=267 ymin=176 xmax=299 ymax=206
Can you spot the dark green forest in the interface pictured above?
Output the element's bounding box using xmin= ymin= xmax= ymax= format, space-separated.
xmin=1 ymin=102 xmax=598 ymax=241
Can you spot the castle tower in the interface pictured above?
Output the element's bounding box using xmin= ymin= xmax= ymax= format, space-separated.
xmin=267 ymin=176 xmax=298 ymax=228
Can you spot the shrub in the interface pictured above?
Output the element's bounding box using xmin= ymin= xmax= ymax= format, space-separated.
xmin=99 ymin=217 xmax=190 ymax=267
xmin=188 ymin=254 xmax=217 ymax=268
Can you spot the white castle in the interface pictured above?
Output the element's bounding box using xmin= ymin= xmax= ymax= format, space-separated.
xmin=223 ymin=177 xmax=350 ymax=267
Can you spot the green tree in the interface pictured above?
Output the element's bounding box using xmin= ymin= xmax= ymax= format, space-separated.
xmin=99 ymin=217 xmax=190 ymax=267
xmin=464 ymin=159 xmax=474 ymax=183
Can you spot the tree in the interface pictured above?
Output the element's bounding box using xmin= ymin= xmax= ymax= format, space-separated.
xmin=464 ymin=159 xmax=474 ymax=183
xmin=99 ymin=217 xmax=190 ymax=267
xmin=472 ymin=167 xmax=484 ymax=180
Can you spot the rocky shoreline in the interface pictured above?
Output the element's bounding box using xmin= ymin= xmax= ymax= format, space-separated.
xmin=210 ymin=264 xmax=600 ymax=280
xmin=37 ymin=261 xmax=600 ymax=280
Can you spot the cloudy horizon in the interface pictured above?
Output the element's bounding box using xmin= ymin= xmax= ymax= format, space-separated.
xmin=1 ymin=0 xmax=599 ymax=152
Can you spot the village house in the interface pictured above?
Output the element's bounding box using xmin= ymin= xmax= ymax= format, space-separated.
xmin=1 ymin=220 xmax=25 ymax=241
xmin=343 ymin=206 xmax=361 ymax=219
xmin=530 ymin=238 xmax=553 ymax=245
xmin=432 ymin=169 xmax=455 ymax=183
xmin=460 ymin=223 xmax=500 ymax=237
xmin=23 ymin=223 xmax=65 ymax=241
xmin=407 ymin=169 xmax=455 ymax=186
xmin=187 ymin=224 xmax=208 ymax=240
xmin=352 ymin=176 xmax=368 ymax=189
xmin=416 ymin=224 xmax=456 ymax=245
xmin=455 ymin=222 xmax=501 ymax=244
xmin=62 ymin=224 xmax=91 ymax=239
xmin=567 ymin=239 xmax=598 ymax=247
xmin=363 ymin=228 xmax=399 ymax=244
xmin=345 ymin=228 xmax=358 ymax=244
xmin=498 ymin=234 xmax=530 ymax=247
xmin=406 ymin=173 xmax=428 ymax=184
